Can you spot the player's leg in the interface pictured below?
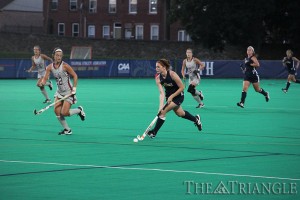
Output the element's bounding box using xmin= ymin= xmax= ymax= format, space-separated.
xmin=237 ymin=80 xmax=250 ymax=108
xmin=55 ymin=99 xmax=72 ymax=135
xmin=147 ymin=102 xmax=176 ymax=138
xmin=253 ymin=82 xmax=269 ymax=102
xmin=174 ymin=106 xmax=202 ymax=131
xmin=37 ymin=77 xmax=51 ymax=103
xmin=187 ymin=83 xmax=203 ymax=108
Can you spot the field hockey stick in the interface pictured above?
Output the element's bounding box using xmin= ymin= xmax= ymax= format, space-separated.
xmin=33 ymin=94 xmax=72 ymax=115
xmin=136 ymin=103 xmax=169 ymax=141
xmin=240 ymin=63 xmax=245 ymax=73
xmin=24 ymin=68 xmax=38 ymax=73
xmin=182 ymin=77 xmax=186 ymax=88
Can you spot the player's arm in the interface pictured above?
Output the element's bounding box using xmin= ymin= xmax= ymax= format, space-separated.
xmin=181 ymin=60 xmax=186 ymax=79
xmin=28 ymin=56 xmax=36 ymax=72
xmin=41 ymin=54 xmax=53 ymax=63
xmin=292 ymin=57 xmax=300 ymax=69
xmin=64 ymin=63 xmax=78 ymax=94
xmin=282 ymin=57 xmax=287 ymax=67
xmin=40 ymin=64 xmax=51 ymax=86
xmin=250 ymin=56 xmax=260 ymax=68
xmin=194 ymin=58 xmax=205 ymax=70
xmin=155 ymin=75 xmax=165 ymax=111
xmin=167 ymin=71 xmax=184 ymax=104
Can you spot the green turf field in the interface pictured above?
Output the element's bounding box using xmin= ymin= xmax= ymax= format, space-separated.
xmin=0 ymin=78 xmax=299 ymax=200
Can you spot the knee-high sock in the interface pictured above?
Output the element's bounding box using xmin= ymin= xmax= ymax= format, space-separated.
xmin=153 ymin=117 xmax=165 ymax=133
xmin=295 ymin=80 xmax=300 ymax=84
xmin=285 ymin=81 xmax=291 ymax=90
xmin=182 ymin=110 xmax=196 ymax=122
xmin=41 ymin=87 xmax=49 ymax=99
xmin=69 ymin=108 xmax=81 ymax=116
xmin=56 ymin=116 xmax=70 ymax=130
xmin=241 ymin=91 xmax=247 ymax=103
xmin=192 ymin=95 xmax=201 ymax=103
xmin=259 ymin=88 xmax=268 ymax=96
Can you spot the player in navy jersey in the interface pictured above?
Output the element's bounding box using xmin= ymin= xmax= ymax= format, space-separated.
xmin=281 ymin=49 xmax=300 ymax=93
xmin=181 ymin=48 xmax=205 ymax=108
xmin=237 ymin=46 xmax=270 ymax=108
xmin=27 ymin=45 xmax=53 ymax=103
xmin=40 ymin=47 xmax=85 ymax=135
xmin=147 ymin=58 xmax=202 ymax=139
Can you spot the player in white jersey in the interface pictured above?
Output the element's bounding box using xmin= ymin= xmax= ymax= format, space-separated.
xmin=41 ymin=47 xmax=86 ymax=135
xmin=27 ymin=45 xmax=53 ymax=103
xmin=181 ymin=48 xmax=205 ymax=108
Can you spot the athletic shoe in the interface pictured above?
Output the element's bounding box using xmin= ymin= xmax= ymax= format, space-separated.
xmin=78 ymin=106 xmax=86 ymax=121
xmin=194 ymin=115 xmax=202 ymax=131
xmin=265 ymin=92 xmax=270 ymax=102
xmin=237 ymin=102 xmax=244 ymax=108
xmin=199 ymin=91 xmax=204 ymax=100
xmin=147 ymin=130 xmax=157 ymax=139
xmin=58 ymin=129 xmax=72 ymax=135
xmin=43 ymin=99 xmax=51 ymax=104
xmin=196 ymin=102 xmax=205 ymax=108
xmin=282 ymin=88 xmax=287 ymax=93
xmin=48 ymin=80 xmax=53 ymax=90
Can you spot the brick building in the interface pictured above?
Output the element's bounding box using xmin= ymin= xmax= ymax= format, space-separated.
xmin=43 ymin=0 xmax=190 ymax=42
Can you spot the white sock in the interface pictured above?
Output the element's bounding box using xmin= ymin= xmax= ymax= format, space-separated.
xmin=41 ymin=88 xmax=49 ymax=99
xmin=193 ymin=95 xmax=201 ymax=103
xmin=56 ymin=116 xmax=70 ymax=130
xmin=69 ymin=108 xmax=81 ymax=116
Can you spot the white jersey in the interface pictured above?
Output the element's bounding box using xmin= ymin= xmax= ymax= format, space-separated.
xmin=185 ymin=58 xmax=200 ymax=85
xmin=33 ymin=55 xmax=46 ymax=78
xmin=50 ymin=61 xmax=73 ymax=96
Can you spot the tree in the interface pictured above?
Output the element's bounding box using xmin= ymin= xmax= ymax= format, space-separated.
xmin=169 ymin=0 xmax=300 ymax=51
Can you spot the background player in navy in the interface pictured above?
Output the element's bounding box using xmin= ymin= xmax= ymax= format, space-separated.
xmin=181 ymin=48 xmax=205 ymax=108
xmin=237 ymin=46 xmax=270 ymax=108
xmin=27 ymin=45 xmax=53 ymax=103
xmin=281 ymin=49 xmax=300 ymax=93
xmin=147 ymin=58 xmax=202 ymax=139
xmin=41 ymin=48 xmax=85 ymax=135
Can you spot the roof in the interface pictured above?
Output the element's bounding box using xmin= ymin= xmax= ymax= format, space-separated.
xmin=2 ymin=0 xmax=42 ymax=12
xmin=0 ymin=0 xmax=14 ymax=10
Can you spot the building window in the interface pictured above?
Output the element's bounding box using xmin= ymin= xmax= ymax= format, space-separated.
xmin=51 ymin=0 xmax=58 ymax=10
xmin=149 ymin=0 xmax=157 ymax=14
xmin=151 ymin=25 xmax=159 ymax=40
xmin=103 ymin=26 xmax=110 ymax=39
xmin=124 ymin=23 xmax=133 ymax=39
xmin=178 ymin=30 xmax=191 ymax=42
xmin=88 ymin=25 xmax=95 ymax=38
xmin=89 ymin=0 xmax=97 ymax=13
xmin=70 ymin=0 xmax=77 ymax=11
xmin=109 ymin=0 xmax=116 ymax=13
xmin=58 ymin=23 xmax=65 ymax=36
xmin=129 ymin=0 xmax=137 ymax=14
xmin=135 ymin=25 xmax=143 ymax=40
xmin=72 ymin=23 xmax=79 ymax=37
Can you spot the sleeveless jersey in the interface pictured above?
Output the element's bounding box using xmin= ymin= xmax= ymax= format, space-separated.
xmin=33 ymin=55 xmax=46 ymax=76
xmin=244 ymin=56 xmax=258 ymax=75
xmin=50 ymin=61 xmax=73 ymax=96
xmin=185 ymin=58 xmax=198 ymax=76
xmin=284 ymin=57 xmax=295 ymax=73
xmin=159 ymin=70 xmax=183 ymax=98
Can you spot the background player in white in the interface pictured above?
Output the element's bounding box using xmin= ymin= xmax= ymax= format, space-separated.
xmin=41 ymin=47 xmax=85 ymax=135
xmin=181 ymin=48 xmax=205 ymax=108
xmin=27 ymin=45 xmax=53 ymax=103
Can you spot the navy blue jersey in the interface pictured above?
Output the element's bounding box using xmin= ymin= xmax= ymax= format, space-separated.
xmin=283 ymin=57 xmax=296 ymax=74
xmin=159 ymin=70 xmax=183 ymax=98
xmin=244 ymin=56 xmax=259 ymax=83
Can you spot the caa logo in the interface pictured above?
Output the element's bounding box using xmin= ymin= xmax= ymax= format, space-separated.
xmin=118 ymin=63 xmax=130 ymax=74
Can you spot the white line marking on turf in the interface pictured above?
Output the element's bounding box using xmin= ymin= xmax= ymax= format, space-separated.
xmin=1 ymin=159 xmax=299 ymax=181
